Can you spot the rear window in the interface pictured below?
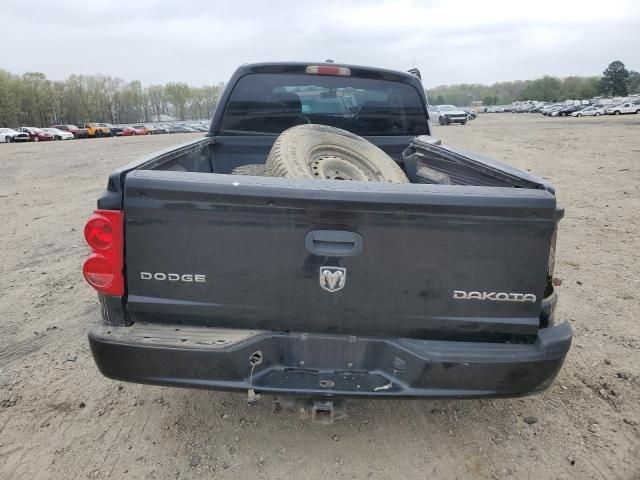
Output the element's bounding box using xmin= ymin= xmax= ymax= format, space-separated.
xmin=220 ymin=73 xmax=428 ymax=136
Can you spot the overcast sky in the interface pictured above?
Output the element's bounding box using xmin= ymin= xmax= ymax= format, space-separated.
xmin=2 ymin=0 xmax=639 ymax=88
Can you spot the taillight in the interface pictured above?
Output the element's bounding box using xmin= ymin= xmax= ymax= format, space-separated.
xmin=306 ymin=65 xmax=351 ymax=76
xmin=85 ymin=213 xmax=115 ymax=250
xmin=82 ymin=210 xmax=124 ymax=296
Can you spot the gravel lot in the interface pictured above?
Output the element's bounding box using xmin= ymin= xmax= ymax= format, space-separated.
xmin=1 ymin=115 xmax=639 ymax=479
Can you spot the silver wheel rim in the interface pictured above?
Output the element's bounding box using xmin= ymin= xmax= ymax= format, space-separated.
xmin=308 ymin=147 xmax=389 ymax=182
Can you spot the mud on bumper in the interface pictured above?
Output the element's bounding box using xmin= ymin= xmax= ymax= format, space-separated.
xmin=89 ymin=321 xmax=572 ymax=399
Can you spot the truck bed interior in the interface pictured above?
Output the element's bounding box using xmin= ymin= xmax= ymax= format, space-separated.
xmin=140 ymin=135 xmax=551 ymax=190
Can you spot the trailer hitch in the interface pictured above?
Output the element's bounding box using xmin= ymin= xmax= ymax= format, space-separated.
xmin=312 ymin=400 xmax=337 ymax=425
xmin=275 ymin=397 xmax=346 ymax=425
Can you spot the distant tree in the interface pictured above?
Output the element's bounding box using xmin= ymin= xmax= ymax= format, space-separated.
xmin=577 ymin=77 xmax=601 ymax=100
xmin=104 ymin=77 xmax=125 ymax=123
xmin=629 ymin=70 xmax=640 ymax=94
xmin=120 ymin=80 xmax=145 ymax=123
xmin=165 ymin=82 xmax=191 ymax=120
xmin=556 ymin=76 xmax=600 ymax=101
xmin=521 ymin=76 xmax=562 ymax=102
xmin=482 ymin=95 xmax=498 ymax=105
xmin=600 ymin=61 xmax=630 ymax=96
xmin=201 ymin=83 xmax=224 ymax=117
xmin=187 ymin=87 xmax=205 ymax=120
xmin=147 ymin=85 xmax=166 ymax=121
xmin=20 ymin=72 xmax=55 ymax=126
xmin=435 ymin=94 xmax=445 ymax=105
xmin=559 ymin=76 xmax=583 ymax=100
xmin=0 ymin=68 xmax=225 ymax=126
xmin=428 ymin=79 xmax=528 ymax=106
xmin=0 ymin=69 xmax=21 ymax=126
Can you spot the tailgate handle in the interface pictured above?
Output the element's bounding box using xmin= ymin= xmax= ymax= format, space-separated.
xmin=305 ymin=230 xmax=363 ymax=257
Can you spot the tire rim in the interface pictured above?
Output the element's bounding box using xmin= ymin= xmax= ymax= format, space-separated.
xmin=308 ymin=148 xmax=387 ymax=182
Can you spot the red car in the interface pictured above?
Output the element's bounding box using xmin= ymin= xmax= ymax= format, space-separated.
xmin=121 ymin=126 xmax=147 ymax=136
xmin=51 ymin=124 xmax=89 ymax=139
xmin=17 ymin=127 xmax=54 ymax=142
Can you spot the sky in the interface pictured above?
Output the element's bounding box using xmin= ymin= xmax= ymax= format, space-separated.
xmin=2 ymin=0 xmax=639 ymax=88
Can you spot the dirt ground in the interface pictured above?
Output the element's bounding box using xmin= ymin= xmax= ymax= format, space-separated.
xmin=1 ymin=115 xmax=639 ymax=480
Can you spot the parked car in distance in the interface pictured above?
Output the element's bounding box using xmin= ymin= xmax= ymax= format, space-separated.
xmin=97 ymin=123 xmax=121 ymax=136
xmin=462 ymin=108 xmax=477 ymax=120
xmin=170 ymin=124 xmax=198 ymax=133
xmin=153 ymin=125 xmax=172 ymax=134
xmin=51 ymin=124 xmax=89 ymax=138
xmin=84 ymin=123 xmax=112 ymax=138
xmin=597 ymin=104 xmax=615 ymax=112
xmin=143 ymin=125 xmax=164 ymax=135
xmin=430 ymin=105 xmax=468 ymax=125
xmin=571 ymin=106 xmax=605 ymax=117
xmin=540 ymin=105 xmax=562 ymax=115
xmin=605 ymin=102 xmax=640 ymax=115
xmin=42 ymin=127 xmax=75 ymax=140
xmin=552 ymin=105 xmax=582 ymax=117
xmin=17 ymin=127 xmax=53 ymax=142
xmin=485 ymin=106 xmax=505 ymax=113
xmin=189 ymin=123 xmax=209 ymax=132
xmin=0 ymin=127 xmax=30 ymax=143
xmin=131 ymin=125 xmax=153 ymax=135
xmin=122 ymin=126 xmax=148 ymax=136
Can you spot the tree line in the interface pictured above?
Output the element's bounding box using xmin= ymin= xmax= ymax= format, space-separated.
xmin=0 ymin=70 xmax=225 ymax=128
xmin=428 ymin=60 xmax=639 ymax=106
xmin=1 ymin=60 xmax=638 ymax=127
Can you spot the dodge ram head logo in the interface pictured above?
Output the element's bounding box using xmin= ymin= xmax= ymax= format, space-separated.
xmin=319 ymin=267 xmax=346 ymax=292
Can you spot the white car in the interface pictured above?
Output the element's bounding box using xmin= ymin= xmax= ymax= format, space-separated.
xmin=0 ymin=128 xmax=31 ymax=143
xmin=605 ymin=102 xmax=640 ymax=115
xmin=429 ymin=105 xmax=469 ymax=125
xmin=571 ymin=106 xmax=605 ymax=117
xmin=42 ymin=127 xmax=75 ymax=140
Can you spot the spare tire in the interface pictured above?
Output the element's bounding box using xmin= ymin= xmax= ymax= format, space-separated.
xmin=265 ymin=124 xmax=408 ymax=183
xmin=231 ymin=164 xmax=266 ymax=176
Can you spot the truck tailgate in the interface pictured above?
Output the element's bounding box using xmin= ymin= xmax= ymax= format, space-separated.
xmin=123 ymin=171 xmax=557 ymax=340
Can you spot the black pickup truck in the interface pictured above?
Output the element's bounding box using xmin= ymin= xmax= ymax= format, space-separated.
xmin=84 ymin=62 xmax=571 ymax=413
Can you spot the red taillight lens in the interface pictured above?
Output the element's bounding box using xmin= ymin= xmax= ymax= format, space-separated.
xmin=82 ymin=210 xmax=123 ymax=296
xmin=84 ymin=214 xmax=114 ymax=250
xmin=83 ymin=253 xmax=116 ymax=288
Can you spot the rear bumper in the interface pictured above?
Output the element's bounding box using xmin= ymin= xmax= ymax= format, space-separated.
xmin=89 ymin=321 xmax=572 ymax=399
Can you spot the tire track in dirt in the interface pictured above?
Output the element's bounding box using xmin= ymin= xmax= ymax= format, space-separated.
xmin=0 ymin=323 xmax=84 ymax=368
xmin=0 ymin=299 xmax=96 ymax=367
